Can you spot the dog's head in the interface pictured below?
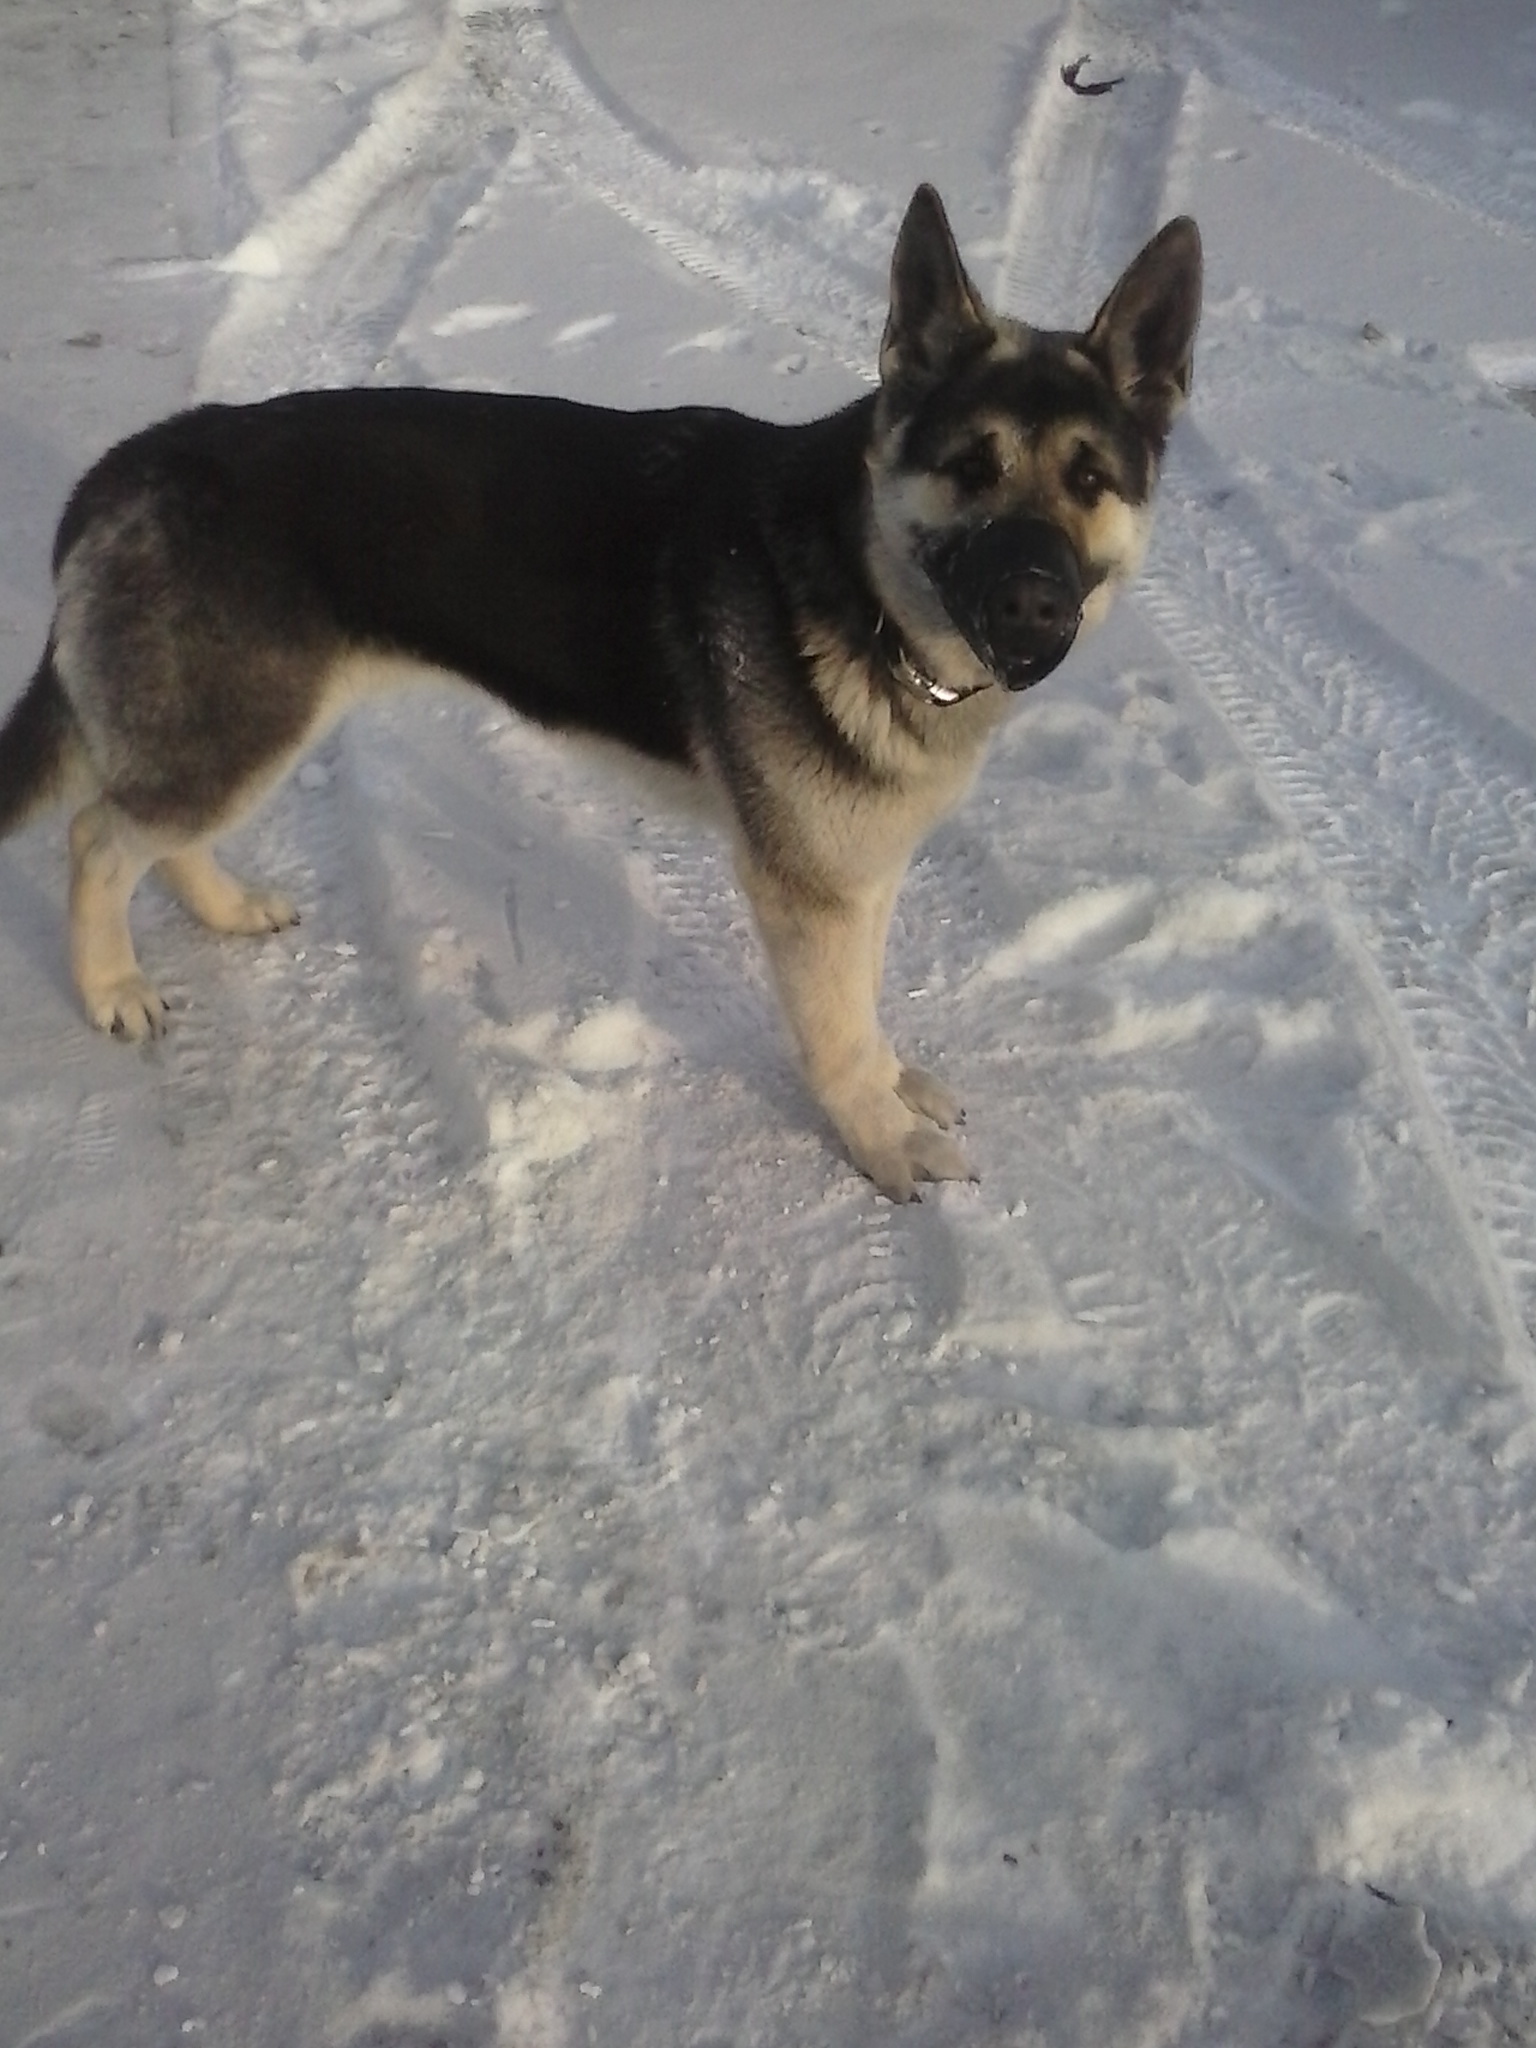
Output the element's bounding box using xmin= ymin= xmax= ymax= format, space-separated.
xmin=868 ymin=185 xmax=1202 ymax=697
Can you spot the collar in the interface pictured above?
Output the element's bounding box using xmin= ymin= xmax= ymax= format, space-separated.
xmin=873 ymin=612 xmax=994 ymax=709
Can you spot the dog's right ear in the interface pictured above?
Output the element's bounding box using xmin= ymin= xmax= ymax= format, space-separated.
xmin=880 ymin=185 xmax=994 ymax=390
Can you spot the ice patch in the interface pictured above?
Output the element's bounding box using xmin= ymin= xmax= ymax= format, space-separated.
xmin=1469 ymin=342 xmax=1536 ymax=386
xmin=1096 ymin=994 xmax=1214 ymax=1054
xmin=217 ymin=231 xmax=285 ymax=279
xmin=1322 ymin=1713 xmax=1536 ymax=1904
xmin=1258 ymin=998 xmax=1336 ymax=1055
xmin=983 ymin=882 xmax=1155 ymax=979
xmin=322 ymin=1970 xmax=470 ymax=2048
xmin=563 ymin=998 xmax=659 ymax=1074
xmin=503 ymin=1007 xmax=562 ymax=1061
xmin=494 ymin=1972 xmax=572 ymax=2047
xmin=666 ymin=325 xmax=751 ymax=355
xmin=945 ymin=1307 xmax=1103 ymax=1358
xmin=1123 ymin=882 xmax=1283 ymax=964
xmin=484 ymin=1002 xmax=666 ymax=1191
xmin=552 ymin=312 xmax=616 ymax=346
xmin=429 ymin=300 xmax=534 ymax=336
xmin=488 ymin=1074 xmax=605 ymax=1189
xmin=984 ymin=881 xmax=1283 ymax=983
xmin=501 ymin=1000 xmax=665 ymax=1074
xmin=1468 ymin=340 xmax=1536 ymax=410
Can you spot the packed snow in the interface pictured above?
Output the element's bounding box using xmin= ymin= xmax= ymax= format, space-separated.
xmin=4 ymin=1 xmax=1536 ymax=2042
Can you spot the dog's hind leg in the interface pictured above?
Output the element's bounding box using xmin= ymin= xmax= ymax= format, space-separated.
xmin=70 ymin=813 xmax=302 ymax=1036
xmin=156 ymin=844 xmax=298 ymax=937
xmin=68 ymin=799 xmax=179 ymax=1037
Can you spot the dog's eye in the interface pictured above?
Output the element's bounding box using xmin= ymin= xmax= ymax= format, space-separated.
xmin=943 ymin=441 xmax=1000 ymax=494
xmin=1066 ymin=446 xmax=1111 ymax=504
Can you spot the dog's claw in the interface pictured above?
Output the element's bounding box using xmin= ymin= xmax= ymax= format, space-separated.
xmin=88 ymin=973 xmax=167 ymax=1041
xmin=223 ymin=887 xmax=300 ymax=935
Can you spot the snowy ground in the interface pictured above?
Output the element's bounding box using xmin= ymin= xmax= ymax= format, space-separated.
xmin=4 ymin=1 xmax=1536 ymax=2042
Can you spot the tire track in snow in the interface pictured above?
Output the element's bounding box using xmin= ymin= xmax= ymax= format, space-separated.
xmin=1175 ymin=13 xmax=1536 ymax=249
xmin=1141 ymin=441 xmax=1536 ymax=1381
xmin=994 ymin=0 xmax=1189 ymax=323
xmin=197 ymin=7 xmax=528 ymax=398
xmin=494 ymin=5 xmax=893 ymax=367
xmin=987 ymin=1 xmax=1536 ymax=1385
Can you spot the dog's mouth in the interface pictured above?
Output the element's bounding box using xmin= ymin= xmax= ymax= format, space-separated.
xmin=918 ymin=514 xmax=1084 ymax=692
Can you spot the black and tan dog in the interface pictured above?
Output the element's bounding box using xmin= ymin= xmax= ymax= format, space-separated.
xmin=0 ymin=186 xmax=1200 ymax=1198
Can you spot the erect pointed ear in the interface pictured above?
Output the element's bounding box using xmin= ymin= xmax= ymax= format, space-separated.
xmin=1084 ymin=216 xmax=1203 ymax=449
xmin=879 ymin=185 xmax=995 ymax=390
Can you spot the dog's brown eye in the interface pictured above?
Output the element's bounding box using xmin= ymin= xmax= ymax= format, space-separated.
xmin=944 ymin=441 xmax=1000 ymax=494
xmin=1067 ymin=446 xmax=1111 ymax=504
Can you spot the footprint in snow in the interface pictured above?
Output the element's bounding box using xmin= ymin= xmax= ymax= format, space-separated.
xmin=1318 ymin=1886 xmax=1442 ymax=2028
xmin=1117 ymin=673 xmax=1208 ymax=787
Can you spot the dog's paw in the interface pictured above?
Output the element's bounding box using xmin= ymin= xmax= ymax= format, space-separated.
xmin=895 ymin=1061 xmax=963 ymax=1129
xmin=861 ymin=1120 xmax=976 ymax=1203
xmin=835 ymin=1088 xmax=976 ymax=1201
xmin=224 ymin=888 xmax=299 ymax=936
xmin=85 ymin=973 xmax=167 ymax=1041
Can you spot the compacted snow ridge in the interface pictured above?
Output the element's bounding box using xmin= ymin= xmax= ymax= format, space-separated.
xmin=5 ymin=2 xmax=1536 ymax=2043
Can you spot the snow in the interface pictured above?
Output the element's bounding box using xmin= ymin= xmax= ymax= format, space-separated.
xmin=4 ymin=0 xmax=1536 ymax=2040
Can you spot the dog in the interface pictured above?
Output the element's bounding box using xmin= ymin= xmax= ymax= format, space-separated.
xmin=0 ymin=185 xmax=1200 ymax=1199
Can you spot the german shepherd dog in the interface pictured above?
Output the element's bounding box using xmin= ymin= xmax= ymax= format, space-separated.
xmin=0 ymin=187 xmax=1200 ymax=1198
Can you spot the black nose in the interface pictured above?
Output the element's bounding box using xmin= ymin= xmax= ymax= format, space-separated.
xmin=919 ymin=514 xmax=1084 ymax=691
xmin=988 ymin=566 xmax=1077 ymax=665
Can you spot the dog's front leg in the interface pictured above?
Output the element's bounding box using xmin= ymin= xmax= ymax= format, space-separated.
xmin=866 ymin=866 xmax=965 ymax=1134
xmin=737 ymin=852 xmax=973 ymax=1200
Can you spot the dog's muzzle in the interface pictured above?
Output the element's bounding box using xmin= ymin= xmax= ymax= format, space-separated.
xmin=918 ymin=514 xmax=1084 ymax=691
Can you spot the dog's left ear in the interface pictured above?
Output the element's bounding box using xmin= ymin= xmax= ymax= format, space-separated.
xmin=880 ymin=185 xmax=994 ymax=390
xmin=1084 ymin=217 xmax=1203 ymax=449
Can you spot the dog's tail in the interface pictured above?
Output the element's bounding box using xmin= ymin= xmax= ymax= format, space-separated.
xmin=0 ymin=649 xmax=85 ymax=839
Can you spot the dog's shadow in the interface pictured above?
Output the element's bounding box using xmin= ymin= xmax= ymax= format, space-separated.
xmin=337 ymin=700 xmax=816 ymax=1152
xmin=0 ymin=836 xmax=75 ymax=1015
